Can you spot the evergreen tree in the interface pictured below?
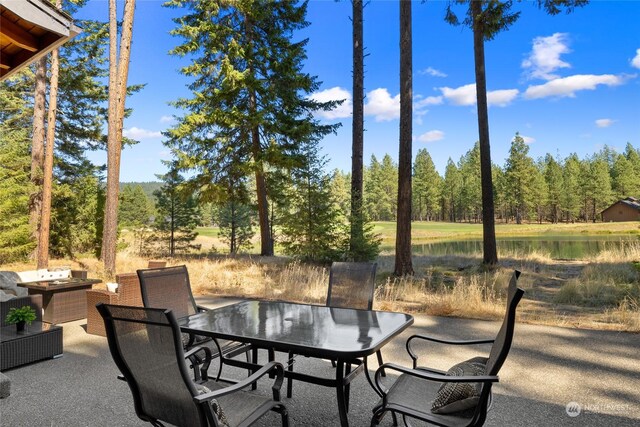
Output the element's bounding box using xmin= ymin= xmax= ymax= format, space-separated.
xmin=623 ymin=143 xmax=640 ymax=196
xmin=504 ymin=133 xmax=536 ymax=223
xmin=280 ymin=142 xmax=345 ymax=262
xmin=458 ymin=143 xmax=482 ymax=222
xmin=118 ymin=185 xmax=152 ymax=228
xmin=364 ymin=155 xmax=398 ymax=221
xmin=49 ymin=175 xmax=103 ymax=257
xmin=153 ymin=166 xmax=201 ymax=257
xmin=611 ymin=154 xmax=636 ymax=199
xmin=0 ymin=85 xmax=35 ymax=262
xmin=493 ymin=164 xmax=508 ymax=222
xmin=531 ymin=160 xmax=548 ymax=223
xmin=589 ymin=157 xmax=613 ymax=222
xmin=562 ymin=154 xmax=582 ymax=222
xmin=443 ymin=158 xmax=462 ymax=222
xmin=543 ymin=154 xmax=564 ymax=223
xmin=217 ymin=200 xmax=255 ymax=255
xmin=329 ymin=169 xmax=351 ymax=220
xmin=164 ymin=0 xmax=340 ymax=256
xmin=413 ymin=149 xmax=442 ymax=221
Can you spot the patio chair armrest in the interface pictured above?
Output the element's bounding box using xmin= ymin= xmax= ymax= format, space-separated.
xmin=406 ymin=334 xmax=494 ymax=368
xmin=194 ymin=361 xmax=285 ymax=404
xmin=184 ymin=345 xmax=213 ymax=381
xmin=374 ymin=363 xmax=498 ymax=396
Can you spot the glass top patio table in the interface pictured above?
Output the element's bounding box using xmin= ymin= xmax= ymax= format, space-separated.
xmin=179 ymin=300 xmax=413 ymax=426
xmin=178 ymin=300 xmax=413 ymax=360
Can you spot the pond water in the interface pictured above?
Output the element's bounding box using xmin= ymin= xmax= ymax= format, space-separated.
xmin=404 ymin=235 xmax=639 ymax=260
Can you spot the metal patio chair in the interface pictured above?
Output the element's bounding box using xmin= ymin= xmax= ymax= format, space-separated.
xmin=371 ymin=270 xmax=524 ymax=427
xmin=137 ymin=265 xmax=253 ymax=381
xmin=287 ymin=261 xmax=383 ymax=398
xmin=98 ymin=304 xmax=288 ymax=427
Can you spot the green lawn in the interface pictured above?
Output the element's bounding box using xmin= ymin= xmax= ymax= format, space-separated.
xmin=372 ymin=221 xmax=640 ymax=244
xmin=199 ymin=221 xmax=639 ymax=245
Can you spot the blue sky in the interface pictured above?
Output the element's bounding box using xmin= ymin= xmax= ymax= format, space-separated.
xmin=78 ymin=0 xmax=640 ymax=182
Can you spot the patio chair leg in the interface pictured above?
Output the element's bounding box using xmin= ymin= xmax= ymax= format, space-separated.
xmin=277 ymin=403 xmax=290 ymax=427
xmin=376 ymin=350 xmax=386 ymax=377
xmin=251 ymin=347 xmax=258 ymax=390
xmin=345 ymin=362 xmax=352 ymax=412
xmin=286 ymin=350 xmax=294 ymax=398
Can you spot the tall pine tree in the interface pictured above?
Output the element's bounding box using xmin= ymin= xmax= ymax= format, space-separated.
xmin=164 ymin=0 xmax=339 ymax=256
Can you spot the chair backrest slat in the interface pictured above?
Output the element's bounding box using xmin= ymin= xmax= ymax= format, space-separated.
xmin=137 ymin=266 xmax=198 ymax=319
xmin=98 ymin=304 xmax=205 ymax=426
xmin=326 ymin=262 xmax=377 ymax=311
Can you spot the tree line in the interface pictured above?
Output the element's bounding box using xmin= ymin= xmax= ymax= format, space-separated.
xmin=339 ymin=136 xmax=639 ymax=225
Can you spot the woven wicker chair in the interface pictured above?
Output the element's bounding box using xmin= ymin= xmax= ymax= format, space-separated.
xmin=86 ymin=273 xmax=142 ymax=336
xmin=97 ymin=304 xmax=289 ymax=427
xmin=86 ymin=262 xmax=167 ymax=336
xmin=370 ymin=271 xmax=524 ymax=427
xmin=137 ymin=265 xmax=253 ymax=380
xmin=287 ymin=262 xmax=382 ymax=398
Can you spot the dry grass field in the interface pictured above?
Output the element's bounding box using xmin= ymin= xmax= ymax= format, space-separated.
xmin=4 ymin=222 xmax=638 ymax=332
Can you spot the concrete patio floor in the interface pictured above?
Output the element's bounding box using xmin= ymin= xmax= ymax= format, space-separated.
xmin=0 ymin=297 xmax=638 ymax=426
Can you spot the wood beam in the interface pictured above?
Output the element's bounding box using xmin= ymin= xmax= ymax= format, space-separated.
xmin=0 ymin=16 xmax=39 ymax=52
xmin=0 ymin=53 xmax=11 ymax=69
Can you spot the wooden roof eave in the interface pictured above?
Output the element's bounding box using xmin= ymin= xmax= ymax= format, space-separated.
xmin=0 ymin=0 xmax=80 ymax=81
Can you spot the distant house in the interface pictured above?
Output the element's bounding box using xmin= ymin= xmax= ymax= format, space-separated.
xmin=601 ymin=197 xmax=640 ymax=222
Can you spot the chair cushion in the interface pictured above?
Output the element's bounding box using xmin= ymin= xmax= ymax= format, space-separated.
xmin=431 ymin=356 xmax=488 ymax=414
xmin=196 ymin=384 xmax=230 ymax=427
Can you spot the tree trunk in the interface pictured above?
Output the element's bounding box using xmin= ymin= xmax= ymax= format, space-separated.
xmin=471 ymin=0 xmax=498 ymax=266
xmin=170 ymin=195 xmax=175 ymax=257
xmin=37 ymin=0 xmax=62 ymax=269
xmin=395 ymin=0 xmax=413 ymax=276
xmin=253 ymin=126 xmax=273 ymax=256
xmin=101 ymin=0 xmax=136 ymax=277
xmin=30 ymin=57 xmax=47 ymax=253
xmin=350 ymin=0 xmax=364 ymax=251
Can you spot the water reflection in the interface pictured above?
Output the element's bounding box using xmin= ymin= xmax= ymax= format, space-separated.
xmin=405 ymin=236 xmax=637 ymax=259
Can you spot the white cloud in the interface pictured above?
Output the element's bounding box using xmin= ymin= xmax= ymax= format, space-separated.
xmin=440 ymin=84 xmax=476 ymax=106
xmin=419 ymin=67 xmax=447 ymax=78
xmin=160 ymin=115 xmax=174 ymax=123
xmin=524 ymin=74 xmax=627 ymax=99
xmin=513 ymin=134 xmax=536 ymax=144
xmin=439 ymin=84 xmax=518 ymax=107
xmin=632 ymin=48 xmax=640 ymax=69
xmin=364 ymin=88 xmax=400 ymax=122
xmin=415 ymin=95 xmax=443 ymax=108
xmin=417 ymin=130 xmax=444 ymax=143
xmin=309 ymin=86 xmax=353 ymax=120
xmin=595 ymin=118 xmax=615 ymax=128
xmin=123 ymin=127 xmax=162 ymax=139
xmin=488 ymin=89 xmax=520 ymax=107
xmin=522 ymin=33 xmax=571 ymax=80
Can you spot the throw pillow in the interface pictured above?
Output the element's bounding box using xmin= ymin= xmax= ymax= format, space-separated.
xmin=195 ymin=384 xmax=230 ymax=427
xmin=431 ymin=356 xmax=488 ymax=414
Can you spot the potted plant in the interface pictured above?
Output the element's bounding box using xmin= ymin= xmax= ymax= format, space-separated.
xmin=5 ymin=306 xmax=37 ymax=332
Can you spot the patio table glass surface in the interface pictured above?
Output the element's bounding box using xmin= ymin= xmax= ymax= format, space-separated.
xmin=178 ymin=300 xmax=413 ymax=359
